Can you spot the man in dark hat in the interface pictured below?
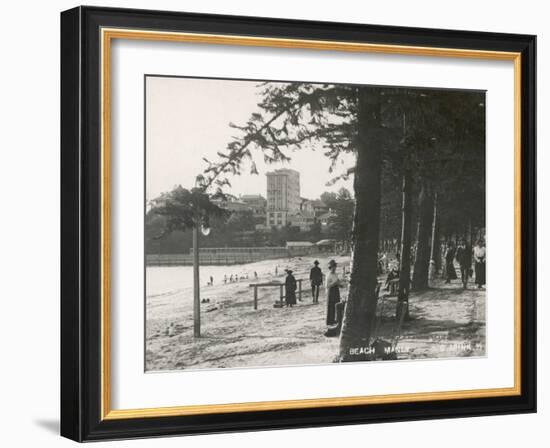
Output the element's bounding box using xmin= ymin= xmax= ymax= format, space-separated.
xmin=284 ymin=269 xmax=297 ymax=307
xmin=309 ymin=260 xmax=323 ymax=304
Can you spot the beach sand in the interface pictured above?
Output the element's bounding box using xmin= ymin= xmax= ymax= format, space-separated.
xmin=145 ymin=255 xmax=486 ymax=371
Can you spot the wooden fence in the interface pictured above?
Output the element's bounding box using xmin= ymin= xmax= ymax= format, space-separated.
xmin=249 ymin=279 xmax=304 ymax=309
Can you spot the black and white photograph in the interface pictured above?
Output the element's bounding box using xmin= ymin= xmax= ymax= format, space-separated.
xmin=0 ymin=0 xmax=542 ymax=444
xmin=145 ymin=76 xmax=486 ymax=372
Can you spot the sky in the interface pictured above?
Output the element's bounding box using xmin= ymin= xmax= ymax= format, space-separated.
xmin=145 ymin=76 xmax=355 ymax=202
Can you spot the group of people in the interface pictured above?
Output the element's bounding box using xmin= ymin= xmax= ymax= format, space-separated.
xmin=283 ymin=239 xmax=485 ymax=319
xmin=378 ymin=251 xmax=402 ymax=273
xmin=283 ymin=259 xmax=344 ymax=327
xmin=277 ymin=240 xmax=485 ymax=342
xmin=222 ymin=274 xmax=245 ymax=284
xmin=221 ymin=271 xmax=259 ymax=285
xmin=444 ymin=239 xmax=486 ymax=289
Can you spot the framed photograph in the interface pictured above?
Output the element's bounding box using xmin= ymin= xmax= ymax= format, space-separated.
xmin=60 ymin=6 xmax=536 ymax=441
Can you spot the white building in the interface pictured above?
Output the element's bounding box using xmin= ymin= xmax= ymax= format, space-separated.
xmin=266 ymin=168 xmax=300 ymax=228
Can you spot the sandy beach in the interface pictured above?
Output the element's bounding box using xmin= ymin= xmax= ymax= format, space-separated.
xmin=145 ymin=255 xmax=485 ymax=371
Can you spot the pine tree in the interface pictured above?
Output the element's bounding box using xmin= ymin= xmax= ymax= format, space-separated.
xmin=195 ymin=81 xmax=485 ymax=359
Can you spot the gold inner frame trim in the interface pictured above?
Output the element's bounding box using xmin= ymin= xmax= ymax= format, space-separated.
xmin=100 ymin=27 xmax=522 ymax=421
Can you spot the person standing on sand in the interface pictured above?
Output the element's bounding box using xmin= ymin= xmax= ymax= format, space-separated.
xmin=309 ymin=260 xmax=323 ymax=304
xmin=325 ymin=259 xmax=341 ymax=325
xmin=444 ymin=242 xmax=457 ymax=284
xmin=473 ymin=239 xmax=486 ymax=289
xmin=284 ymin=269 xmax=297 ymax=307
xmin=384 ymin=262 xmax=399 ymax=291
xmin=455 ymin=240 xmax=472 ymax=289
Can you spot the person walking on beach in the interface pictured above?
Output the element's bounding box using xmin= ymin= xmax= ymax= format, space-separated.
xmin=455 ymin=240 xmax=472 ymax=289
xmin=284 ymin=269 xmax=297 ymax=307
xmin=309 ymin=260 xmax=323 ymax=304
xmin=444 ymin=242 xmax=457 ymax=284
xmin=325 ymin=259 xmax=342 ymax=325
xmin=473 ymin=239 xmax=486 ymax=289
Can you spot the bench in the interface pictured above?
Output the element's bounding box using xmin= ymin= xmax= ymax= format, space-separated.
xmin=249 ymin=280 xmax=304 ymax=309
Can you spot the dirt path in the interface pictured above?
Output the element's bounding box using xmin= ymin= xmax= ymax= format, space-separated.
xmin=374 ymin=281 xmax=486 ymax=360
xmin=145 ymin=263 xmax=485 ymax=371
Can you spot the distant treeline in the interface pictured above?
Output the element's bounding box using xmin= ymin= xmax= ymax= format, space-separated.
xmin=145 ymin=188 xmax=354 ymax=255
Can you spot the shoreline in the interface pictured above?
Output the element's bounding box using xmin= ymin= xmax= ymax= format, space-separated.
xmin=146 ymin=254 xmax=350 ymax=299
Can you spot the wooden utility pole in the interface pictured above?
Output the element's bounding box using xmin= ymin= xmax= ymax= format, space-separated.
xmin=193 ymin=223 xmax=201 ymax=338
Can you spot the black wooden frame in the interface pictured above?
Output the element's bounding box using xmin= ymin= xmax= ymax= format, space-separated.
xmin=60 ymin=5 xmax=536 ymax=442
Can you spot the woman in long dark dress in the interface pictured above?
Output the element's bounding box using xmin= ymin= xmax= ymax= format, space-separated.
xmin=325 ymin=260 xmax=341 ymax=325
xmin=285 ymin=269 xmax=297 ymax=307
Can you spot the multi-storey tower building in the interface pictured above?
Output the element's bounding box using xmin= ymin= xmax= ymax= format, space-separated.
xmin=265 ymin=168 xmax=300 ymax=228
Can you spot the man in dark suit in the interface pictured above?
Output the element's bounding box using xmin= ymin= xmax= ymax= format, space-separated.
xmin=309 ymin=260 xmax=323 ymax=304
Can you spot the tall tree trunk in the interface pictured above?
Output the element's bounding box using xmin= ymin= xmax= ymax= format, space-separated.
xmin=412 ymin=180 xmax=433 ymax=290
xmin=338 ymin=87 xmax=382 ymax=361
xmin=467 ymin=217 xmax=473 ymax=249
xmin=396 ymin=171 xmax=412 ymax=321
xmin=429 ymin=193 xmax=438 ymax=283
xmin=433 ymin=216 xmax=441 ymax=272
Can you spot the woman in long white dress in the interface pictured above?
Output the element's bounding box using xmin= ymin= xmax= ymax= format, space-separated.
xmin=325 ymin=259 xmax=341 ymax=325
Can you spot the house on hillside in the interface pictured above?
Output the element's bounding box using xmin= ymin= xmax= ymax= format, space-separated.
xmin=289 ymin=210 xmax=316 ymax=231
xmin=317 ymin=210 xmax=336 ymax=228
xmin=241 ymin=194 xmax=267 ymax=226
